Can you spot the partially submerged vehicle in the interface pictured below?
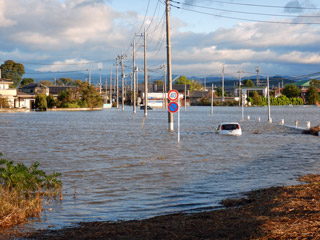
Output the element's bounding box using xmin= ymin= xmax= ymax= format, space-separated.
xmin=217 ymin=122 xmax=242 ymax=136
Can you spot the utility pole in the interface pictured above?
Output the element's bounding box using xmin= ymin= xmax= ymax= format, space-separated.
xmin=119 ymin=53 xmax=126 ymax=111
xmin=267 ymin=75 xmax=272 ymax=123
xmin=87 ymin=69 xmax=91 ymax=85
xmin=256 ymin=66 xmax=260 ymax=87
xmin=116 ymin=57 xmax=119 ymax=109
xmin=222 ymin=64 xmax=225 ymax=102
xmin=144 ymin=28 xmax=148 ymax=116
xmin=132 ymin=38 xmax=136 ymax=113
xmin=166 ymin=0 xmax=173 ymax=131
xmin=110 ymin=66 xmax=112 ymax=105
xmin=237 ymin=70 xmax=243 ymax=106
xmin=98 ymin=62 xmax=102 ymax=94
xmin=160 ymin=63 xmax=167 ymax=109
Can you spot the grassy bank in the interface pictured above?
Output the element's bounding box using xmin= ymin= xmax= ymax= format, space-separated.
xmin=22 ymin=174 xmax=320 ymax=239
xmin=0 ymin=154 xmax=62 ymax=231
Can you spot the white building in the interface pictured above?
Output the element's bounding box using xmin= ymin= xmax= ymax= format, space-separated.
xmin=0 ymin=80 xmax=16 ymax=108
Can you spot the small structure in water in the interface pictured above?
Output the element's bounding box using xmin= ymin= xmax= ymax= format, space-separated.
xmin=303 ymin=125 xmax=320 ymax=136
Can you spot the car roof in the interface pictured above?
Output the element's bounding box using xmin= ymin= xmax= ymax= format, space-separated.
xmin=220 ymin=122 xmax=240 ymax=125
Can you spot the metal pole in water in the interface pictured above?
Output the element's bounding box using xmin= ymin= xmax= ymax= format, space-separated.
xmin=211 ymin=83 xmax=214 ymax=115
xmin=184 ymin=83 xmax=187 ymax=111
xmin=178 ymin=97 xmax=180 ymax=143
xmin=267 ymin=75 xmax=272 ymax=123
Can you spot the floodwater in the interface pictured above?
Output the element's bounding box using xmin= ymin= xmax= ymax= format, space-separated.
xmin=1 ymin=106 xmax=320 ymax=232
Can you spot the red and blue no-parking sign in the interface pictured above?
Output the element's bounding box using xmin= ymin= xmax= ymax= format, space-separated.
xmin=168 ymin=101 xmax=179 ymax=113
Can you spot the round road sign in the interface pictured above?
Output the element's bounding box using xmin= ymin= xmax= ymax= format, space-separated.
xmin=168 ymin=102 xmax=179 ymax=113
xmin=168 ymin=89 xmax=179 ymax=102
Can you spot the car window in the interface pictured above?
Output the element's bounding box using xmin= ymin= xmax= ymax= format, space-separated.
xmin=222 ymin=124 xmax=239 ymax=130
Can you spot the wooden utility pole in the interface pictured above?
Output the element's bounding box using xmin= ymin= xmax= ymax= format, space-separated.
xmin=133 ymin=38 xmax=136 ymax=114
xmin=116 ymin=57 xmax=119 ymax=109
xmin=110 ymin=66 xmax=112 ymax=105
xmin=119 ymin=53 xmax=126 ymax=111
xmin=222 ymin=64 xmax=225 ymax=102
xmin=166 ymin=0 xmax=173 ymax=132
xmin=144 ymin=28 xmax=148 ymax=117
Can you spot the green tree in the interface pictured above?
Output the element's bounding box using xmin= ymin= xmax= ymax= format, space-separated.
xmin=57 ymin=90 xmax=74 ymax=107
xmin=282 ymin=84 xmax=301 ymax=98
xmin=46 ymin=95 xmax=56 ymax=108
xmin=306 ymin=86 xmax=319 ymax=105
xmin=40 ymin=80 xmax=54 ymax=86
xmin=216 ymin=87 xmax=227 ymax=97
xmin=35 ymin=94 xmax=47 ymax=110
xmin=310 ymin=79 xmax=320 ymax=87
xmin=252 ymin=91 xmax=261 ymax=106
xmin=243 ymin=79 xmax=255 ymax=87
xmin=20 ymin=78 xmax=34 ymax=87
xmin=154 ymin=80 xmax=163 ymax=85
xmin=79 ymin=82 xmax=103 ymax=108
xmin=68 ymin=79 xmax=83 ymax=86
xmin=175 ymin=75 xmax=191 ymax=85
xmin=0 ymin=60 xmax=25 ymax=87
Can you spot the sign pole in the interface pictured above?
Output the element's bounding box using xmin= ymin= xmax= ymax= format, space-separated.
xmin=178 ymin=97 xmax=180 ymax=142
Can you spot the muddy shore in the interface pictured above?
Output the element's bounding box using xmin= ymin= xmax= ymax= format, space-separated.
xmin=5 ymin=174 xmax=320 ymax=239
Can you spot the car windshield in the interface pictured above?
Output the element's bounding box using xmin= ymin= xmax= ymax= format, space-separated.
xmin=221 ymin=124 xmax=239 ymax=130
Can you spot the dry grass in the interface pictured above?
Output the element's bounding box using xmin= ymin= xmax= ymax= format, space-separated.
xmin=23 ymin=174 xmax=320 ymax=240
xmin=0 ymin=186 xmax=43 ymax=229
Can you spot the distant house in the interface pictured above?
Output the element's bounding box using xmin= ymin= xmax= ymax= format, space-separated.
xmin=19 ymin=83 xmax=49 ymax=96
xmin=0 ymin=79 xmax=16 ymax=108
xmin=48 ymin=86 xmax=77 ymax=99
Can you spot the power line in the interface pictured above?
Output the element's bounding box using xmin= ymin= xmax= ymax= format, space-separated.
xmin=187 ymin=0 xmax=320 ymax=10
xmin=171 ymin=0 xmax=320 ymax=18
xmin=170 ymin=4 xmax=320 ymax=24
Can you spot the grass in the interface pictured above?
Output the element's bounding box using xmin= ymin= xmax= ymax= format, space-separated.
xmin=0 ymin=153 xmax=62 ymax=229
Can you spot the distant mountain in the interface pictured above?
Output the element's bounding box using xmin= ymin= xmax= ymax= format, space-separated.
xmin=23 ymin=69 xmax=309 ymax=87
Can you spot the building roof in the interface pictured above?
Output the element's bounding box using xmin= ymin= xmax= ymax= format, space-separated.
xmin=48 ymin=86 xmax=77 ymax=95
xmin=295 ymin=80 xmax=311 ymax=87
xmin=20 ymin=83 xmax=49 ymax=89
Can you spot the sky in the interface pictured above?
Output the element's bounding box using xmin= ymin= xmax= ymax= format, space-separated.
xmin=1 ymin=0 xmax=320 ymax=80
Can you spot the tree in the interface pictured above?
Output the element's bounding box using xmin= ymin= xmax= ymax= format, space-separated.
xmin=154 ymin=80 xmax=163 ymax=85
xmin=252 ymin=91 xmax=261 ymax=106
xmin=216 ymin=87 xmax=227 ymax=97
xmin=282 ymin=84 xmax=301 ymax=98
xmin=243 ymin=79 xmax=255 ymax=87
xmin=35 ymin=94 xmax=47 ymax=110
xmin=306 ymin=86 xmax=319 ymax=105
xmin=40 ymin=80 xmax=54 ymax=86
xmin=46 ymin=95 xmax=56 ymax=108
xmin=310 ymin=79 xmax=320 ymax=87
xmin=69 ymin=80 xmax=83 ymax=86
xmin=0 ymin=60 xmax=25 ymax=87
xmin=20 ymin=78 xmax=34 ymax=87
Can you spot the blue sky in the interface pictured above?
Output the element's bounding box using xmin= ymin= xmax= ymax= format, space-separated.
xmin=1 ymin=0 xmax=320 ymax=80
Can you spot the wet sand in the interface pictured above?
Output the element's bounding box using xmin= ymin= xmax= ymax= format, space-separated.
xmin=15 ymin=174 xmax=320 ymax=239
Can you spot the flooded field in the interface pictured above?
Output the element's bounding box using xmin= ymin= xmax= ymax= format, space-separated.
xmin=1 ymin=106 xmax=320 ymax=231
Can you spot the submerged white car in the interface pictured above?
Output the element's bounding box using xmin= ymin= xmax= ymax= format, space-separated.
xmin=217 ymin=122 xmax=242 ymax=136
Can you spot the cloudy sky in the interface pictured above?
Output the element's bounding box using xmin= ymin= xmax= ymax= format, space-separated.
xmin=0 ymin=0 xmax=320 ymax=80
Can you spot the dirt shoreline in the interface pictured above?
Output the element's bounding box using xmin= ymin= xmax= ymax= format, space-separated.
xmin=5 ymin=174 xmax=320 ymax=239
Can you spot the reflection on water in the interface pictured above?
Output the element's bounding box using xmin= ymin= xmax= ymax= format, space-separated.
xmin=1 ymin=106 xmax=320 ymax=231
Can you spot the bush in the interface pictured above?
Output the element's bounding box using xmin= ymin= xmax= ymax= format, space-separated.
xmin=0 ymin=153 xmax=62 ymax=229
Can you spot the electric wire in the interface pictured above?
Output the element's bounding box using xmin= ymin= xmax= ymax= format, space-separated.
xmin=171 ymin=0 xmax=320 ymax=18
xmin=187 ymin=0 xmax=320 ymax=10
xmin=170 ymin=3 xmax=320 ymax=25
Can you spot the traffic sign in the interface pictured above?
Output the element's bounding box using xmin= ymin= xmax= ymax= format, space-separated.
xmin=168 ymin=102 xmax=179 ymax=113
xmin=168 ymin=89 xmax=179 ymax=102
